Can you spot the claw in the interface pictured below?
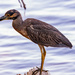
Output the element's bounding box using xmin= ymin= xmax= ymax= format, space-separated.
xmin=32 ymin=67 xmax=48 ymax=75
xmin=36 ymin=67 xmax=48 ymax=72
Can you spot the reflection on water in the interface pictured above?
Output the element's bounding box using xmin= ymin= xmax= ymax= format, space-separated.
xmin=0 ymin=0 xmax=75 ymax=75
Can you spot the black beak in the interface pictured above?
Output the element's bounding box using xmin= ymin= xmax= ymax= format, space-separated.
xmin=0 ymin=15 xmax=7 ymax=21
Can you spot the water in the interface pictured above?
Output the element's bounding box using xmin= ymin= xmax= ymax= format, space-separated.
xmin=0 ymin=0 xmax=75 ymax=75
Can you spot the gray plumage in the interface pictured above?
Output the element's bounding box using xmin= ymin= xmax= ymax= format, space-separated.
xmin=2 ymin=9 xmax=72 ymax=48
xmin=25 ymin=18 xmax=72 ymax=48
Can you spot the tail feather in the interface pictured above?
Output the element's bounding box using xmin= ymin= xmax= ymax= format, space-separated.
xmin=60 ymin=35 xmax=72 ymax=48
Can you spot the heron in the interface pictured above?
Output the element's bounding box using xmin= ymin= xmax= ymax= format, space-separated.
xmin=0 ymin=9 xmax=72 ymax=75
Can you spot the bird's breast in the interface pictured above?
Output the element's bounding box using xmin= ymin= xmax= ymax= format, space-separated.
xmin=20 ymin=29 xmax=30 ymax=39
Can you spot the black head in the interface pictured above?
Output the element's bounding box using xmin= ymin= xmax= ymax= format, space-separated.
xmin=0 ymin=9 xmax=20 ymax=21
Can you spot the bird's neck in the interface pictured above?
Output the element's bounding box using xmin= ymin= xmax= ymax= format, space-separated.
xmin=12 ymin=16 xmax=23 ymax=31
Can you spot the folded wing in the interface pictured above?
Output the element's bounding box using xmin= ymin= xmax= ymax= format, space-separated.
xmin=25 ymin=18 xmax=72 ymax=48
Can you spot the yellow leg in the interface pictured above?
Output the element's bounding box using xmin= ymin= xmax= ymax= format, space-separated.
xmin=43 ymin=46 xmax=46 ymax=58
xmin=38 ymin=45 xmax=46 ymax=75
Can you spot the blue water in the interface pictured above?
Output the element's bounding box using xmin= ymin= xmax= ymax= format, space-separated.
xmin=0 ymin=0 xmax=75 ymax=75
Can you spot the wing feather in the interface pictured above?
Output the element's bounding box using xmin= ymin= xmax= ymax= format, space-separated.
xmin=25 ymin=18 xmax=72 ymax=48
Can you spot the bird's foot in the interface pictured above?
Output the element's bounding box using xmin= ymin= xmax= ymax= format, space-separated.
xmin=32 ymin=67 xmax=48 ymax=75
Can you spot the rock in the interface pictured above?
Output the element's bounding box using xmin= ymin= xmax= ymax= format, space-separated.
xmin=17 ymin=67 xmax=50 ymax=75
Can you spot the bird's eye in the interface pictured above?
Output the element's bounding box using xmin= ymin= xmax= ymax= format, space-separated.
xmin=6 ymin=14 xmax=10 ymax=17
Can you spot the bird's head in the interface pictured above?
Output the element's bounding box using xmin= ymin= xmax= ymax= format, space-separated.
xmin=0 ymin=9 xmax=20 ymax=21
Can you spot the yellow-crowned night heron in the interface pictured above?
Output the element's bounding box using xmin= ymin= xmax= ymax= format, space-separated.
xmin=0 ymin=9 xmax=72 ymax=75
